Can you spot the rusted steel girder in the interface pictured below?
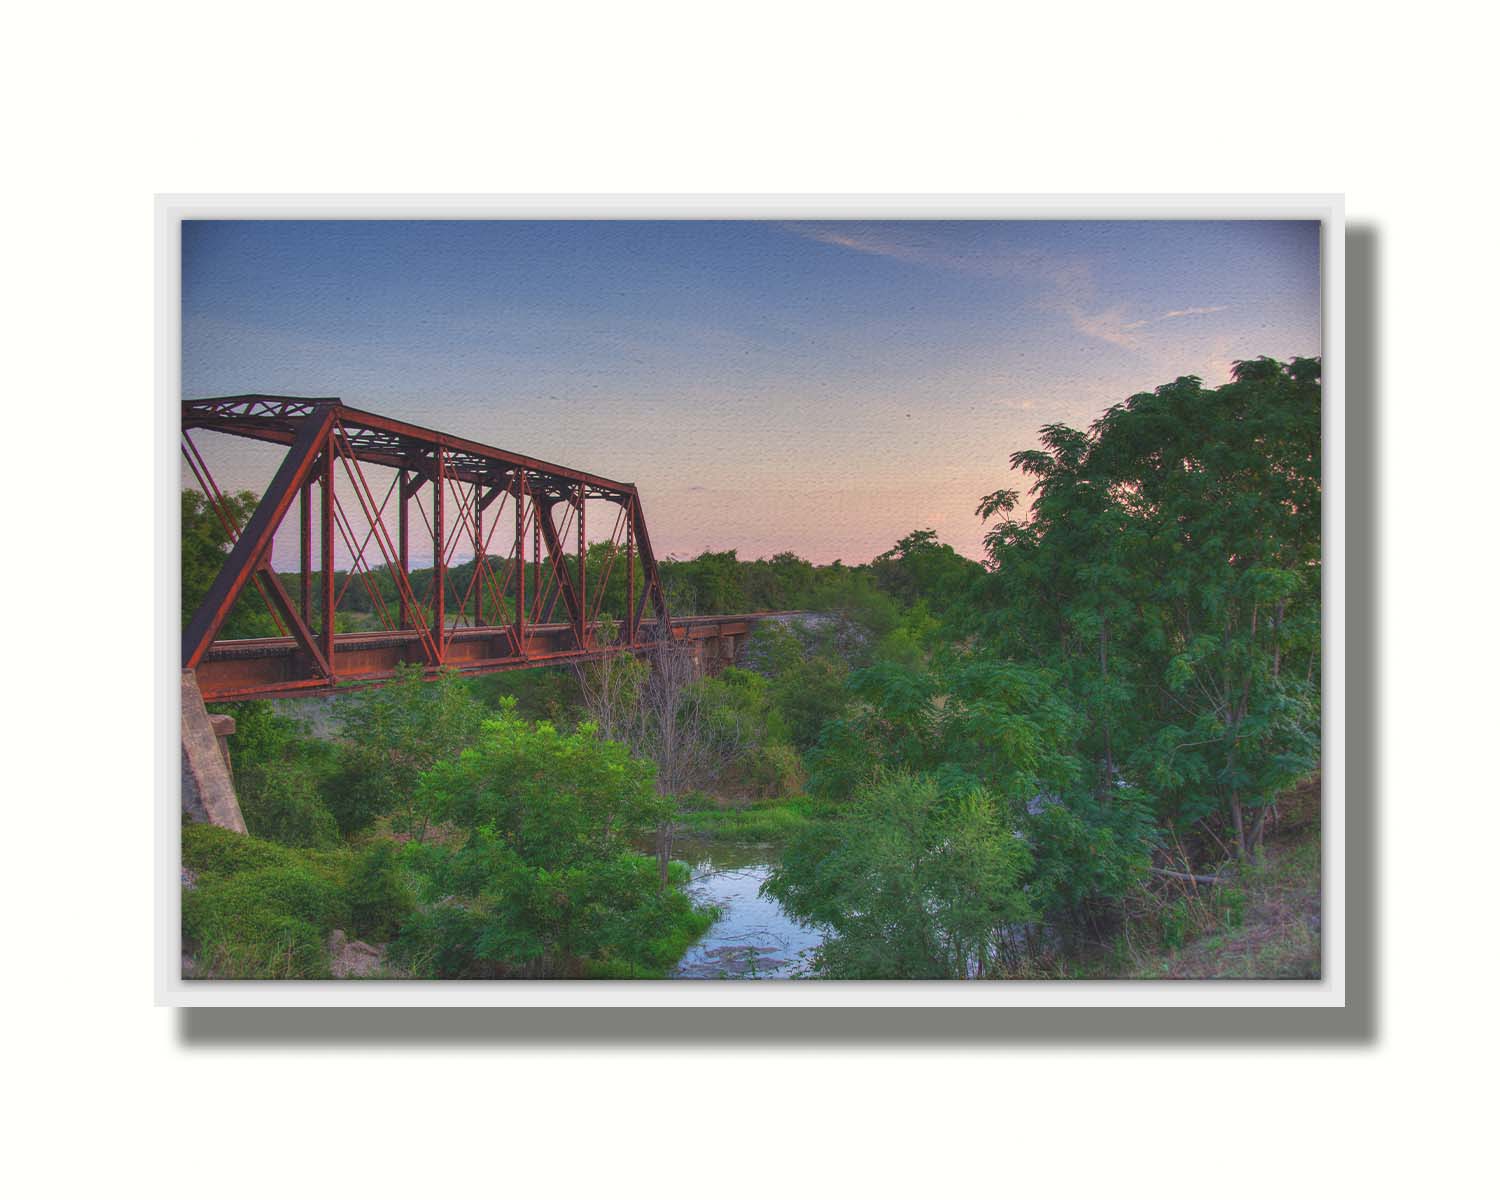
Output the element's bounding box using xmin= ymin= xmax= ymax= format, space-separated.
xmin=181 ymin=394 xmax=674 ymax=700
xmin=191 ymin=616 xmax=758 ymax=701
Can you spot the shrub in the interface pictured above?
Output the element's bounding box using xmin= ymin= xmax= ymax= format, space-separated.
xmin=766 ymin=773 xmax=1035 ymax=979
xmin=345 ymin=841 xmax=412 ymax=941
xmin=746 ymin=740 xmax=806 ymax=797
xmin=239 ymin=759 xmax=340 ymax=849
xmin=1025 ymin=802 xmax=1150 ymax=919
xmin=332 ymin=665 xmax=486 ymax=835
xmin=398 ymin=708 xmax=713 ymax=977
xmin=182 ymin=822 xmax=300 ymax=876
xmin=184 ymin=862 xmax=345 ymax=979
xmin=389 ymin=905 xmax=487 ymax=979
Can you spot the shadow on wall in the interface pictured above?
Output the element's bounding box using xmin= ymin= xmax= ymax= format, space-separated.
xmin=174 ymin=226 xmax=1380 ymax=1049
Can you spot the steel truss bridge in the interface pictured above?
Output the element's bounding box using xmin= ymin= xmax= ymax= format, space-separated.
xmin=181 ymin=395 xmax=772 ymax=702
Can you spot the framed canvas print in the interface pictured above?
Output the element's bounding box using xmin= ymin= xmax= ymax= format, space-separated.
xmin=156 ymin=195 xmax=1344 ymax=1008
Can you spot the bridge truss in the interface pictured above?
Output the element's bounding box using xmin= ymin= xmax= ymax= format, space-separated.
xmin=181 ymin=395 xmax=675 ymax=701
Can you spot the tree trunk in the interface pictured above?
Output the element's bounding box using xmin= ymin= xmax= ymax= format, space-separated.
xmin=1248 ymin=804 xmax=1271 ymax=864
xmin=1229 ymin=790 xmax=1248 ymax=860
xmin=1098 ymin=617 xmax=1114 ymax=803
xmin=1150 ymin=867 xmax=1225 ymax=886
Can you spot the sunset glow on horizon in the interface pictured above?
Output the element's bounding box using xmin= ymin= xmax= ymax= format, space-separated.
xmin=182 ymin=219 xmax=1321 ymax=567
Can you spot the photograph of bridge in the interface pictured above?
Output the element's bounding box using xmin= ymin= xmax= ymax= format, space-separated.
xmin=177 ymin=214 xmax=1325 ymax=986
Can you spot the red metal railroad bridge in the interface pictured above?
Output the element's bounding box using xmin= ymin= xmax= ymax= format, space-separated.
xmin=181 ymin=395 xmax=774 ymax=703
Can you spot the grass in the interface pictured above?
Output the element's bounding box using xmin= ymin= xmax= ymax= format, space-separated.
xmin=674 ymin=795 xmax=826 ymax=842
xmin=1105 ymin=777 xmax=1322 ymax=980
xmin=1153 ymin=830 xmax=1321 ymax=979
xmin=182 ymin=824 xmax=412 ymax=980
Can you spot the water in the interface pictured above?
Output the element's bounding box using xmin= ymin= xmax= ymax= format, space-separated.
xmin=672 ymin=838 xmax=826 ymax=979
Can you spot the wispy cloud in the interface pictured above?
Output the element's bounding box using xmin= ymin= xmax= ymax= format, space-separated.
xmin=782 ymin=222 xmax=1227 ymax=352
xmin=780 ymin=222 xmax=1049 ymax=279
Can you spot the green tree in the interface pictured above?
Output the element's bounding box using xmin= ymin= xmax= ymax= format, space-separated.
xmin=975 ymin=357 xmax=1322 ymax=860
xmin=181 ymin=489 xmax=279 ymax=639
xmin=328 ymin=664 xmax=485 ymax=836
xmin=209 ymin=700 xmax=340 ymax=848
xmin=398 ymin=701 xmax=703 ymax=977
xmin=871 ymin=529 xmax=986 ymax=615
xmin=766 ymin=773 xmax=1034 ymax=978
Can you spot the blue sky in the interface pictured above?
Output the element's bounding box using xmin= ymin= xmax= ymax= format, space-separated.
xmin=183 ymin=219 xmax=1320 ymax=563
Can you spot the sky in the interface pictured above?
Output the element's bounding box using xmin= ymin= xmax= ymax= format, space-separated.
xmin=182 ymin=219 xmax=1321 ymax=566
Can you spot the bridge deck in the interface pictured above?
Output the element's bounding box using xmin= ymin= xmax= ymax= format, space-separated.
xmin=195 ymin=612 xmax=807 ymax=701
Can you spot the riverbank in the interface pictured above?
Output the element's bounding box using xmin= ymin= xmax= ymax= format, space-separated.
xmin=673 ymin=782 xmax=1324 ymax=982
xmin=1079 ymin=776 xmax=1322 ymax=980
xmin=673 ymin=795 xmax=825 ymax=842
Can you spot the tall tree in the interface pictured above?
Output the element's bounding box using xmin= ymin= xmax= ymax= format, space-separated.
xmin=976 ymin=357 xmax=1321 ymax=859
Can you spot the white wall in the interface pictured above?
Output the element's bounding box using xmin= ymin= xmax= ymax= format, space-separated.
xmin=6 ymin=2 xmax=1494 ymax=1195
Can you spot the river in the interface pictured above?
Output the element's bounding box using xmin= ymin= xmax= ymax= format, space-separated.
xmin=671 ymin=837 xmax=826 ymax=979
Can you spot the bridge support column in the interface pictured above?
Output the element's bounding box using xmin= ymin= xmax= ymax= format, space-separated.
xmin=181 ymin=669 xmax=247 ymax=833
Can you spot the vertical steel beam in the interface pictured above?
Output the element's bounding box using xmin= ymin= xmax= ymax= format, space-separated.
xmin=299 ymin=479 xmax=312 ymax=623
xmin=629 ymin=490 xmax=671 ymax=626
xmin=532 ymin=500 xmax=541 ymax=624
xmin=626 ymin=499 xmax=636 ymax=644
xmin=398 ymin=470 xmax=412 ymax=629
xmin=472 ymin=481 xmax=483 ymax=629
xmin=513 ymin=473 xmax=526 ymax=647
xmin=576 ymin=486 xmax=587 ymax=646
xmin=320 ymin=436 xmax=335 ymax=673
xmin=432 ymin=448 xmax=446 ymax=657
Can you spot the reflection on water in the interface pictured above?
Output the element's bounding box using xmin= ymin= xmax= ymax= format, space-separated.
xmin=672 ymin=838 xmax=826 ymax=979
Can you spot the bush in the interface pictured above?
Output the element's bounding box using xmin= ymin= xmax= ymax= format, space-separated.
xmin=1025 ymin=802 xmax=1150 ymax=919
xmin=181 ymin=826 xmax=415 ymax=979
xmin=184 ymin=862 xmax=345 ymax=979
xmin=389 ymin=905 xmax=487 ymax=979
xmin=399 ymin=708 xmax=714 ymax=977
xmin=183 ymin=822 xmax=301 ymax=876
xmin=746 ymin=740 xmax=806 ymax=797
xmin=332 ymin=665 xmax=486 ymax=835
xmin=766 ymin=773 xmax=1035 ymax=979
xmin=239 ymin=760 xmax=339 ymax=849
xmin=345 ymin=841 xmax=412 ymax=941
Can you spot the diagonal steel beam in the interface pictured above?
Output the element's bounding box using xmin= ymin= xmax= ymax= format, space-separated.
xmin=183 ymin=406 xmax=337 ymax=669
xmin=536 ymin=495 xmax=585 ymax=633
xmin=628 ymin=491 xmax=671 ymax=627
xmin=256 ymin=562 xmax=333 ymax=678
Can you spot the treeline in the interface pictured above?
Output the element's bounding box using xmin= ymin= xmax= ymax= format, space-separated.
xmin=183 ymin=488 xmax=985 ymax=637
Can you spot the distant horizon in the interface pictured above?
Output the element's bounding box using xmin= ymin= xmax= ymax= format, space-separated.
xmin=182 ymin=219 xmax=1321 ymax=567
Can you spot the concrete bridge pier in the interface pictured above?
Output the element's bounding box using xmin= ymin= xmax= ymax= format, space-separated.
xmin=180 ymin=669 xmax=247 ymax=833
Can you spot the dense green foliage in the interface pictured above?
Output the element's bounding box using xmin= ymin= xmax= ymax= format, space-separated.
xmin=394 ymin=702 xmax=711 ymax=977
xmin=326 ymin=665 xmax=486 ymax=835
xmin=183 ymin=356 xmax=1319 ymax=981
xmin=182 ymin=824 xmax=410 ymax=978
xmin=970 ymin=357 xmax=1321 ymax=858
xmin=217 ymin=701 xmax=340 ymax=848
xmin=767 ymin=774 xmax=1035 ymax=978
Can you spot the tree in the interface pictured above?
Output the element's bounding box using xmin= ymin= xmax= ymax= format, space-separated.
xmin=328 ymin=664 xmax=485 ymax=837
xmin=766 ymin=773 xmax=1034 ymax=978
xmin=975 ymin=357 xmax=1322 ymax=860
xmin=638 ymin=625 xmax=714 ymax=886
xmin=573 ymin=620 xmax=651 ymax=745
xmin=403 ymin=701 xmax=699 ymax=977
xmin=181 ymin=489 xmax=279 ymax=639
xmin=871 ymin=529 xmax=986 ymax=615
